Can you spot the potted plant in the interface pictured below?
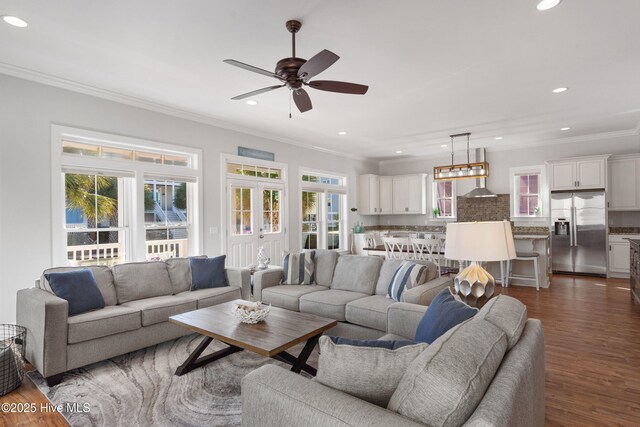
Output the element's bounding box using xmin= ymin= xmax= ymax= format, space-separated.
xmin=432 ymin=207 xmax=441 ymax=218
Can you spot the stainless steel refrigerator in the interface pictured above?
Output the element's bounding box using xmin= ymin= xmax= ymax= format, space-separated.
xmin=551 ymin=191 xmax=607 ymax=276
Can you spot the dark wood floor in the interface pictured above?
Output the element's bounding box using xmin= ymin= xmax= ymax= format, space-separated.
xmin=1 ymin=274 xmax=639 ymax=426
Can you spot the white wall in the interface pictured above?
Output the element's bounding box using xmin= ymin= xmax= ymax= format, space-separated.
xmin=377 ymin=134 xmax=640 ymax=226
xmin=0 ymin=74 xmax=377 ymax=323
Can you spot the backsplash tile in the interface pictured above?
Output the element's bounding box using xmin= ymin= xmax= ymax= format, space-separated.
xmin=457 ymin=194 xmax=511 ymax=222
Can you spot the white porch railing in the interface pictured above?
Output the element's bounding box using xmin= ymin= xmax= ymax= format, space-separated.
xmin=66 ymin=239 xmax=189 ymax=265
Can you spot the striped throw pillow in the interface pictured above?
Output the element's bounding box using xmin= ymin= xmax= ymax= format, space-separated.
xmin=387 ymin=261 xmax=428 ymax=302
xmin=282 ymin=251 xmax=316 ymax=285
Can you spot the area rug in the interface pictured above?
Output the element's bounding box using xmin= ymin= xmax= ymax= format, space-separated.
xmin=28 ymin=334 xmax=319 ymax=427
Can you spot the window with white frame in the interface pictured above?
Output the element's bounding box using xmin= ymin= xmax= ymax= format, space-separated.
xmin=52 ymin=126 xmax=202 ymax=266
xmin=432 ymin=180 xmax=456 ymax=218
xmin=300 ymin=169 xmax=348 ymax=251
xmin=510 ymin=166 xmax=547 ymax=219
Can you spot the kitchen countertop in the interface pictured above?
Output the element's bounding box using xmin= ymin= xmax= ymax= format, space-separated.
xmin=513 ymin=234 xmax=550 ymax=240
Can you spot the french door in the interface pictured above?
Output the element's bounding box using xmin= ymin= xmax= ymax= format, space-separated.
xmin=226 ymin=180 xmax=286 ymax=268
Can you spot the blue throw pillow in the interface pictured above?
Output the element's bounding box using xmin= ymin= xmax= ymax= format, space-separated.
xmin=415 ymin=288 xmax=478 ymax=344
xmin=44 ymin=269 xmax=105 ymax=316
xmin=329 ymin=336 xmax=416 ymax=350
xmin=190 ymin=255 xmax=227 ymax=290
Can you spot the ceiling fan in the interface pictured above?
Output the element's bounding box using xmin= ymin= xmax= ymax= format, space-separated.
xmin=224 ymin=19 xmax=368 ymax=114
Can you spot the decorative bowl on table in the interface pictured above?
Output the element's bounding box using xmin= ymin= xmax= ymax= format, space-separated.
xmin=233 ymin=302 xmax=271 ymax=324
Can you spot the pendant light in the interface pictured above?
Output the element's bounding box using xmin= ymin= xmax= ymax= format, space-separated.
xmin=433 ymin=133 xmax=490 ymax=181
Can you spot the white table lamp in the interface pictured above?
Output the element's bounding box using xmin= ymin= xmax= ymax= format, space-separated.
xmin=445 ymin=221 xmax=516 ymax=306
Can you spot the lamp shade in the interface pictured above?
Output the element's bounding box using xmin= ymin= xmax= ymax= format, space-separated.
xmin=445 ymin=220 xmax=516 ymax=262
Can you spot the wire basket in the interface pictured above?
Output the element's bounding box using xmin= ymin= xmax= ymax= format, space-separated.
xmin=1 ymin=324 xmax=26 ymax=396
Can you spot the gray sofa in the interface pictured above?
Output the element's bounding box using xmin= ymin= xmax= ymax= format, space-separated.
xmin=16 ymin=258 xmax=251 ymax=386
xmin=253 ymin=250 xmax=453 ymax=338
xmin=242 ymin=296 xmax=545 ymax=427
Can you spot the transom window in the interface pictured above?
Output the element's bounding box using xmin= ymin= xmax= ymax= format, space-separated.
xmin=227 ymin=162 xmax=282 ymax=180
xmin=62 ymin=140 xmax=190 ymax=167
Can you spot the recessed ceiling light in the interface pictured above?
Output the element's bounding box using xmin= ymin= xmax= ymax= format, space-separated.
xmin=495 ymin=137 xmax=503 ymax=140
xmin=561 ymin=127 xmax=571 ymax=131
xmin=395 ymin=150 xmax=403 ymax=154
xmin=441 ymin=144 xmax=447 ymax=148
xmin=552 ymin=87 xmax=568 ymax=93
xmin=245 ymin=100 xmax=257 ymax=105
xmin=537 ymin=0 xmax=562 ymax=11
xmin=338 ymin=131 xmax=347 ymax=135
xmin=2 ymin=15 xmax=28 ymax=27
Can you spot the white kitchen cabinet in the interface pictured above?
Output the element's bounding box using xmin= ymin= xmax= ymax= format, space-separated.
xmin=392 ymin=174 xmax=427 ymax=214
xmin=548 ymin=156 xmax=608 ymax=191
xmin=358 ymin=174 xmax=380 ymax=215
xmin=609 ymin=155 xmax=640 ymax=210
xmin=358 ymin=174 xmax=426 ymax=215
xmin=549 ymin=161 xmax=576 ymax=191
xmin=609 ymin=234 xmax=640 ymax=277
xmin=379 ymin=176 xmax=393 ymax=214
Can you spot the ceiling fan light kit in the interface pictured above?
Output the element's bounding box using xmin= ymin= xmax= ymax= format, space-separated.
xmin=224 ymin=19 xmax=368 ymax=114
xmin=433 ymin=133 xmax=490 ymax=181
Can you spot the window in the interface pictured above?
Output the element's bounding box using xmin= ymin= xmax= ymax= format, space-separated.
xmin=227 ymin=162 xmax=282 ymax=180
xmin=300 ymin=169 xmax=348 ymax=251
xmin=64 ymin=173 xmax=126 ymax=265
xmin=510 ymin=166 xmax=547 ymax=220
xmin=52 ymin=126 xmax=202 ymax=266
xmin=262 ymin=189 xmax=281 ymax=233
xmin=144 ymin=178 xmax=189 ymax=260
xmin=432 ymin=180 xmax=456 ymax=218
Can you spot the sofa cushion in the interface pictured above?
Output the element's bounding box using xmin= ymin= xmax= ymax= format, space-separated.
xmin=387 ymin=261 xmax=429 ymax=302
xmin=475 ymin=295 xmax=528 ymax=350
xmin=313 ymin=250 xmax=339 ymax=287
xmin=40 ymin=265 xmax=117 ymax=306
xmin=345 ymin=295 xmax=395 ymax=332
xmin=262 ymin=285 xmax=328 ymax=311
xmin=316 ymin=336 xmax=428 ymax=407
xmin=112 ymin=262 xmax=173 ymax=304
xmin=415 ymin=288 xmax=478 ymax=344
xmin=67 ymin=305 xmax=141 ymax=344
xmin=299 ymin=290 xmax=369 ymax=321
xmin=378 ymin=333 xmax=410 ymax=341
xmin=330 ymin=256 xmax=382 ymax=295
xmin=121 ymin=294 xmax=196 ymax=326
xmin=375 ymin=259 xmax=438 ymax=296
xmin=388 ymin=319 xmax=508 ymax=427
xmin=165 ymin=256 xmax=206 ymax=294
xmin=45 ymin=269 xmax=105 ymax=316
xmin=282 ymin=251 xmax=315 ymax=285
xmin=177 ymin=286 xmax=241 ymax=309
xmin=190 ymin=255 xmax=228 ymax=290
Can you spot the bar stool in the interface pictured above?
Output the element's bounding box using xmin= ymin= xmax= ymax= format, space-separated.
xmin=507 ymin=252 xmax=540 ymax=291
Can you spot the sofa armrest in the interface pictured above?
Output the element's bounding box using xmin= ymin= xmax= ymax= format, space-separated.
xmin=386 ymin=302 xmax=428 ymax=339
xmin=225 ymin=268 xmax=251 ymax=300
xmin=402 ymin=276 xmax=452 ymax=305
xmin=252 ymin=268 xmax=283 ymax=301
xmin=242 ymin=365 xmax=422 ymax=427
xmin=16 ymin=288 xmax=69 ymax=378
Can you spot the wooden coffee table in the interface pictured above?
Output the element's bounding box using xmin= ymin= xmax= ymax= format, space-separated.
xmin=169 ymin=299 xmax=337 ymax=376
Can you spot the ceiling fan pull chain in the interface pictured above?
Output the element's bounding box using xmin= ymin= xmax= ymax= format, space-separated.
xmin=467 ymin=133 xmax=470 ymax=164
xmin=450 ymin=135 xmax=454 ymax=166
xmin=289 ymin=91 xmax=292 ymax=119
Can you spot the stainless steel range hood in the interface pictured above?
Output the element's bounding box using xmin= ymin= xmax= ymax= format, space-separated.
xmin=464 ymin=148 xmax=497 ymax=198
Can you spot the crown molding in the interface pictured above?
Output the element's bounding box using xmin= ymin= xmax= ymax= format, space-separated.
xmin=0 ymin=62 xmax=368 ymax=162
xmin=378 ymin=129 xmax=640 ymax=167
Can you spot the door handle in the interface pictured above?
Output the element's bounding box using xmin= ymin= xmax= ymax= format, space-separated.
xmin=259 ymin=235 xmax=264 ymax=239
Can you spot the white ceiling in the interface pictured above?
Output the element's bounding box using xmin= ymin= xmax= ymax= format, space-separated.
xmin=1 ymin=0 xmax=639 ymax=160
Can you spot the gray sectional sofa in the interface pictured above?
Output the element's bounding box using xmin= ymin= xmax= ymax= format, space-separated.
xmin=242 ymin=296 xmax=546 ymax=427
xmin=253 ymin=250 xmax=453 ymax=338
xmin=16 ymin=258 xmax=250 ymax=386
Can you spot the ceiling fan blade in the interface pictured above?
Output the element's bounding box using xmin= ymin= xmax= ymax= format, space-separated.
xmin=298 ymin=49 xmax=340 ymax=81
xmin=223 ymin=59 xmax=283 ymax=80
xmin=308 ymin=80 xmax=369 ymax=95
xmin=231 ymin=85 xmax=285 ymax=100
xmin=293 ymin=89 xmax=312 ymax=113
